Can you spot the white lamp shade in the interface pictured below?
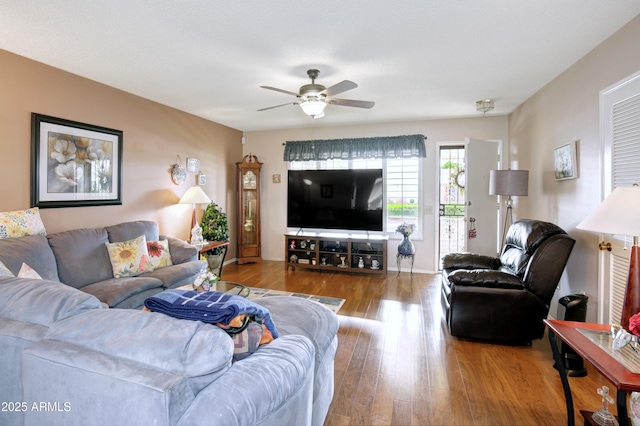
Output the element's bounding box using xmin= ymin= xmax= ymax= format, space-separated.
xmin=489 ymin=170 xmax=529 ymax=196
xmin=577 ymin=185 xmax=640 ymax=236
xmin=300 ymin=100 xmax=327 ymax=116
xmin=179 ymin=186 xmax=212 ymax=205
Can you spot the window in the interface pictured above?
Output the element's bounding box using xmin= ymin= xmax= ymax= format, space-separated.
xmin=289 ymin=157 xmax=421 ymax=236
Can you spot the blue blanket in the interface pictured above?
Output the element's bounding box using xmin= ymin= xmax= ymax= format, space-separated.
xmin=144 ymin=290 xmax=278 ymax=338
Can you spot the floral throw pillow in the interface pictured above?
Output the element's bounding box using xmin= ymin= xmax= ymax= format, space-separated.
xmin=0 ymin=208 xmax=47 ymax=239
xmin=0 ymin=260 xmax=14 ymax=277
xmin=17 ymin=263 xmax=42 ymax=279
xmin=105 ymin=235 xmax=155 ymax=278
xmin=147 ymin=239 xmax=173 ymax=270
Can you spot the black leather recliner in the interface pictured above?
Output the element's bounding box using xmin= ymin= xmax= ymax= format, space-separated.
xmin=440 ymin=219 xmax=575 ymax=345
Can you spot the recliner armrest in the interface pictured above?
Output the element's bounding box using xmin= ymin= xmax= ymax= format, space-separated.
xmin=447 ymin=270 xmax=525 ymax=290
xmin=441 ymin=253 xmax=501 ymax=271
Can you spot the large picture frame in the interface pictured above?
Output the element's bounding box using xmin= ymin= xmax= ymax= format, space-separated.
xmin=31 ymin=113 xmax=123 ymax=208
xmin=554 ymin=140 xmax=579 ymax=181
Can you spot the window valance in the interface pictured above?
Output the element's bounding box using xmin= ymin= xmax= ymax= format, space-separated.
xmin=283 ymin=134 xmax=426 ymax=161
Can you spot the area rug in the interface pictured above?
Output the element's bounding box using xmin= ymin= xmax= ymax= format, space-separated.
xmin=247 ymin=287 xmax=345 ymax=314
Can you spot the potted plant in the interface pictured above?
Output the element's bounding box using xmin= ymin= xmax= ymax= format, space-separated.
xmin=200 ymin=202 xmax=230 ymax=273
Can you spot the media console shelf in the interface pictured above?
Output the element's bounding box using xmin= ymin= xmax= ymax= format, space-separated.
xmin=285 ymin=233 xmax=388 ymax=276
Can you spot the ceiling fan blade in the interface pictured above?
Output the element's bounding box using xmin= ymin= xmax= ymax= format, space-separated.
xmin=328 ymin=98 xmax=375 ymax=109
xmin=321 ymin=80 xmax=357 ymax=97
xmin=257 ymin=102 xmax=297 ymax=112
xmin=260 ymin=86 xmax=300 ymax=97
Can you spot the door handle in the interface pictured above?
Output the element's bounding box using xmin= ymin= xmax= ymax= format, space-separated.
xmin=599 ymin=241 xmax=612 ymax=251
xmin=469 ymin=217 xmax=476 ymax=223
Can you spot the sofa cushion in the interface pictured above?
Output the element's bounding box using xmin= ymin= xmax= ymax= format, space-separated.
xmin=143 ymin=260 xmax=208 ymax=289
xmin=17 ymin=263 xmax=42 ymax=279
xmin=0 ymin=279 xmax=102 ymax=426
xmin=0 ymin=278 xmax=103 ymax=326
xmin=161 ymin=235 xmax=199 ymax=264
xmin=255 ymin=296 xmax=338 ymax=373
xmin=147 ymin=239 xmax=173 ymax=269
xmin=44 ymin=308 xmax=233 ymax=389
xmin=105 ymin=235 xmax=154 ymax=278
xmin=80 ymin=276 xmax=164 ymax=308
xmin=0 ymin=207 xmax=47 ymax=239
xmin=0 ymin=234 xmax=59 ymax=282
xmin=0 ymin=260 xmax=13 ymax=277
xmin=106 ymin=220 xmax=159 ymax=243
xmin=47 ymin=227 xmax=113 ymax=288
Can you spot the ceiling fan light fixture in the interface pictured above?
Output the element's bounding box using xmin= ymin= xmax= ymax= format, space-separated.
xmin=300 ymin=99 xmax=327 ymax=117
xmin=476 ymin=99 xmax=494 ymax=114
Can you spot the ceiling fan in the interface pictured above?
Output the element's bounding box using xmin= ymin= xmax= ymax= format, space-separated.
xmin=258 ymin=69 xmax=375 ymax=119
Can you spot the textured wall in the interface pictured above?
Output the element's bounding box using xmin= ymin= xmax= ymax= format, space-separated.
xmin=0 ymin=49 xmax=242 ymax=258
xmin=508 ymin=15 xmax=640 ymax=322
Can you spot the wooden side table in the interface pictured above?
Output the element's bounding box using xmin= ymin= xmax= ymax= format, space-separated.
xmin=197 ymin=241 xmax=229 ymax=254
xmin=195 ymin=241 xmax=229 ymax=278
xmin=545 ymin=319 xmax=640 ymax=426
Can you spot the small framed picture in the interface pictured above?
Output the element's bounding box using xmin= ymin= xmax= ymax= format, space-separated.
xmin=554 ymin=140 xmax=579 ymax=181
xmin=197 ymin=173 xmax=207 ymax=186
xmin=186 ymin=157 xmax=200 ymax=173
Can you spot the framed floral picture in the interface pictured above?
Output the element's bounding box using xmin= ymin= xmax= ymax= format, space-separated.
xmin=554 ymin=140 xmax=579 ymax=181
xmin=31 ymin=113 xmax=123 ymax=208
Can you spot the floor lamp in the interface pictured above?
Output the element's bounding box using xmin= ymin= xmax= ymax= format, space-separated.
xmin=577 ymin=185 xmax=640 ymax=332
xmin=178 ymin=186 xmax=212 ymax=240
xmin=489 ymin=170 xmax=529 ymax=247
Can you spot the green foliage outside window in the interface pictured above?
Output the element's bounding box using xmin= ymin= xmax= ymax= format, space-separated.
xmin=441 ymin=204 xmax=465 ymax=216
xmin=387 ymin=203 xmax=418 ymax=217
xmin=441 ymin=161 xmax=465 ymax=194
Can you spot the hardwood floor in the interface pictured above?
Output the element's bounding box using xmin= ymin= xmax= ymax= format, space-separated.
xmin=221 ymin=261 xmax=615 ymax=425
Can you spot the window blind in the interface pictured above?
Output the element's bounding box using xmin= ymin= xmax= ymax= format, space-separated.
xmin=609 ymin=91 xmax=640 ymax=325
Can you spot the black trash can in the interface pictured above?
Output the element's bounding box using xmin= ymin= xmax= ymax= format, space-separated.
xmin=555 ymin=294 xmax=589 ymax=377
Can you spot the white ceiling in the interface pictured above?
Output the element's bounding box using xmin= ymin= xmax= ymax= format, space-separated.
xmin=2 ymin=1 xmax=640 ymax=132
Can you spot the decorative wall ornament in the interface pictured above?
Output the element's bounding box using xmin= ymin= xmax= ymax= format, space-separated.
xmin=197 ymin=172 xmax=207 ymax=186
xmin=186 ymin=157 xmax=200 ymax=173
xmin=170 ymin=156 xmax=186 ymax=185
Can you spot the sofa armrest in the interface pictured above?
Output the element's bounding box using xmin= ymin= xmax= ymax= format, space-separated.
xmin=22 ymin=339 xmax=197 ymax=426
xmin=177 ymin=335 xmax=315 ymax=426
xmin=447 ymin=270 xmax=525 ymax=290
xmin=161 ymin=235 xmax=199 ymax=264
xmin=441 ymin=252 xmax=501 ymax=271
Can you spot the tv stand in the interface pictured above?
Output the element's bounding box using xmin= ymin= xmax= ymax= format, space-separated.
xmin=285 ymin=233 xmax=387 ymax=276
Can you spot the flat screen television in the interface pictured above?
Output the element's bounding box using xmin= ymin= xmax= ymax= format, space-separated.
xmin=287 ymin=169 xmax=383 ymax=231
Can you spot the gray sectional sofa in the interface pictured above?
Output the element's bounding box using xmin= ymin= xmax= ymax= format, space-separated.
xmin=0 ymin=221 xmax=339 ymax=426
xmin=0 ymin=220 xmax=207 ymax=308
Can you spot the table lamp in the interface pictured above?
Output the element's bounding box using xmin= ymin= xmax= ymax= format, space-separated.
xmin=178 ymin=186 xmax=212 ymax=233
xmin=577 ymin=184 xmax=640 ymax=331
xmin=489 ymin=169 xmax=529 ymax=247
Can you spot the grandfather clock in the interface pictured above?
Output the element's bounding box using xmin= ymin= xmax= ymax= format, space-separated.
xmin=236 ymin=154 xmax=263 ymax=264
